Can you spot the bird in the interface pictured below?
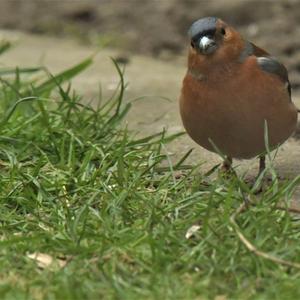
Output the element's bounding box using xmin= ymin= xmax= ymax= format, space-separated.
xmin=179 ymin=17 xmax=298 ymax=176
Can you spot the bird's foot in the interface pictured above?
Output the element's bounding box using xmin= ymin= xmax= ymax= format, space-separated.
xmin=219 ymin=156 xmax=236 ymax=179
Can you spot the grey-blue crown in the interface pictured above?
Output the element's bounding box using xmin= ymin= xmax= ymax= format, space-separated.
xmin=188 ymin=17 xmax=218 ymax=39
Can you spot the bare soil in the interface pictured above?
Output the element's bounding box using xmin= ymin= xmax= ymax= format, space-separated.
xmin=0 ymin=0 xmax=300 ymax=89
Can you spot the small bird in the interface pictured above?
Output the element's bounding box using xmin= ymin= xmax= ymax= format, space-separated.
xmin=180 ymin=17 xmax=298 ymax=175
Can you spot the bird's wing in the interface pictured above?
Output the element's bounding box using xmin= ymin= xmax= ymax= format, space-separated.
xmin=256 ymin=56 xmax=291 ymax=98
xmin=238 ymin=41 xmax=269 ymax=62
xmin=256 ymin=56 xmax=288 ymax=83
xmin=242 ymin=42 xmax=291 ymax=98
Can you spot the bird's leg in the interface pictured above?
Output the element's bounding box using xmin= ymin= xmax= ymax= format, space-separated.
xmin=252 ymin=155 xmax=266 ymax=194
xmin=221 ymin=156 xmax=233 ymax=173
xmin=258 ymin=155 xmax=266 ymax=177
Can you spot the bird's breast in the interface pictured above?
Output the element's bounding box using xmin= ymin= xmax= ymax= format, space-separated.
xmin=180 ymin=65 xmax=297 ymax=159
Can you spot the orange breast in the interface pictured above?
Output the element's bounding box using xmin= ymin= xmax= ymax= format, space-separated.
xmin=180 ymin=61 xmax=297 ymax=159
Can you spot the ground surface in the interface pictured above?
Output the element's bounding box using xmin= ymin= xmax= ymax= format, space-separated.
xmin=1 ymin=29 xmax=300 ymax=206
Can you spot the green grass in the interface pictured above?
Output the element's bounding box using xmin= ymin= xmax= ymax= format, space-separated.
xmin=1 ymin=41 xmax=300 ymax=300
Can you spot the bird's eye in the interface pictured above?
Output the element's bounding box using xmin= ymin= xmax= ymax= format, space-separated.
xmin=221 ymin=28 xmax=226 ymax=35
xmin=191 ymin=40 xmax=195 ymax=48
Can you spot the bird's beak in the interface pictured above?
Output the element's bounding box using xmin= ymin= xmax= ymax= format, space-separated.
xmin=198 ymin=36 xmax=217 ymax=54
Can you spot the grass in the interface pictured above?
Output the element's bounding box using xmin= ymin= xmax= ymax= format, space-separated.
xmin=1 ymin=41 xmax=300 ymax=300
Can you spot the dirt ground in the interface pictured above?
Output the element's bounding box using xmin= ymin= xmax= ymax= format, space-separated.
xmin=0 ymin=0 xmax=300 ymax=89
xmin=0 ymin=1 xmax=300 ymax=204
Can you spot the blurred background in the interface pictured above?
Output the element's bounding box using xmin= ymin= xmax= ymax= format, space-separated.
xmin=0 ymin=0 xmax=299 ymax=89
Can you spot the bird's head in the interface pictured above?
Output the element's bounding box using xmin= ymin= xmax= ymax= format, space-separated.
xmin=187 ymin=17 xmax=244 ymax=67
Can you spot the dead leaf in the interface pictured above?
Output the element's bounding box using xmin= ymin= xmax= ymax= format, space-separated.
xmin=27 ymin=252 xmax=67 ymax=269
xmin=185 ymin=224 xmax=201 ymax=239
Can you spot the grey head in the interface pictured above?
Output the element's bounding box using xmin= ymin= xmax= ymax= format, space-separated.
xmin=188 ymin=17 xmax=220 ymax=55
